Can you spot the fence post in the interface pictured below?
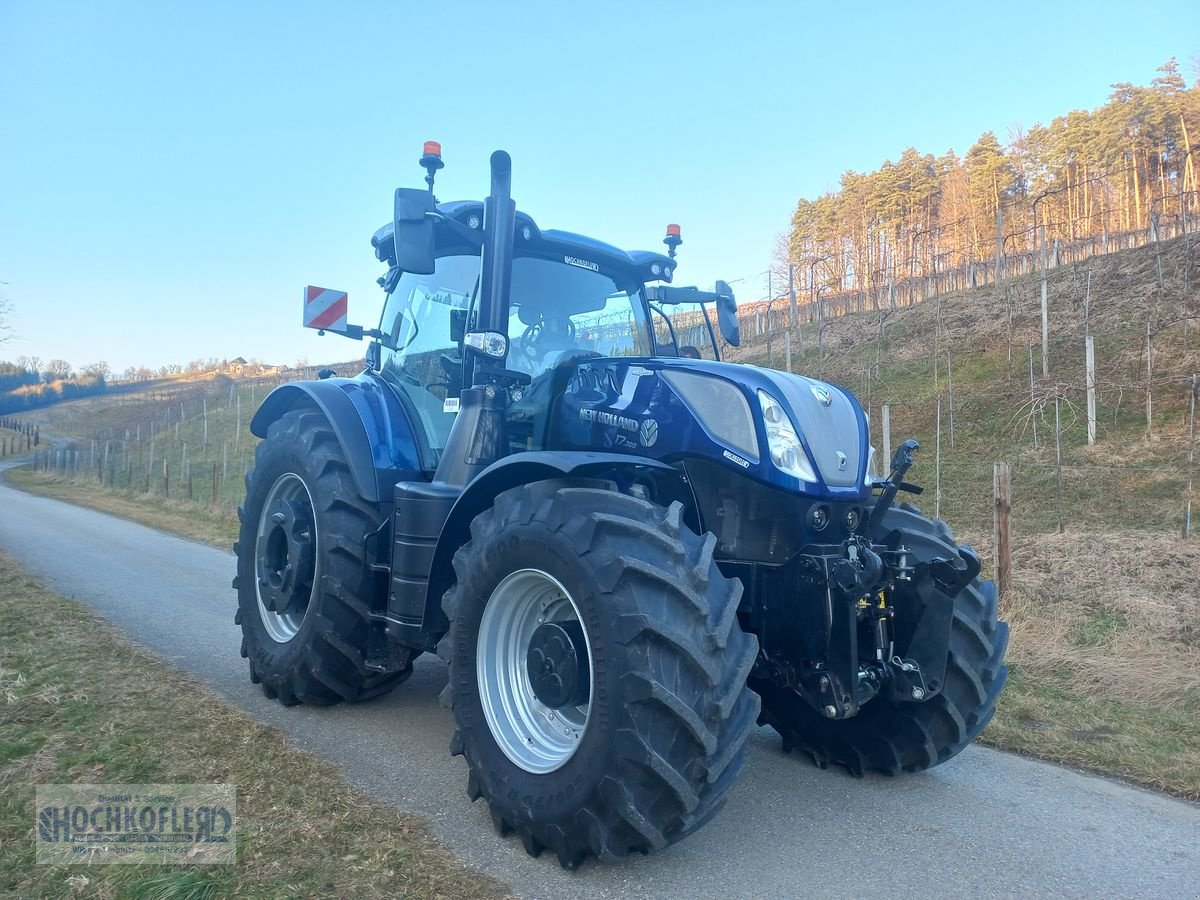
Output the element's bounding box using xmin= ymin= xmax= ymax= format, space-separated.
xmin=211 ymin=462 xmax=219 ymax=507
xmin=1028 ymin=341 xmax=1038 ymax=449
xmin=163 ymin=460 xmax=169 ymax=498
xmin=881 ymin=403 xmax=891 ymax=470
xmin=993 ymin=462 xmax=1012 ymax=597
xmin=935 ymin=398 xmax=942 ymax=520
xmin=1054 ymin=397 xmax=1064 ymax=534
xmin=1145 ymin=322 xmax=1153 ymax=438
xmin=1185 ymin=374 xmax=1197 ymax=539
xmin=1085 ymin=336 xmax=1097 ymax=445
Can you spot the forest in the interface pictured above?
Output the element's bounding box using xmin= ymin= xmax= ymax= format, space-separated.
xmin=786 ymin=59 xmax=1199 ymax=306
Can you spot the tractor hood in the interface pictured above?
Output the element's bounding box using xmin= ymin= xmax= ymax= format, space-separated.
xmin=554 ymin=358 xmax=871 ymax=499
xmin=750 ymin=365 xmax=867 ymax=489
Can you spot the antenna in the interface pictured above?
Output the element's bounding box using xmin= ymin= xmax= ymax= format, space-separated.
xmin=420 ymin=140 xmax=444 ymax=193
xmin=663 ymin=223 xmax=682 ymax=259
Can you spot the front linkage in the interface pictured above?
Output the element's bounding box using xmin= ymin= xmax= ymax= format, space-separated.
xmin=757 ymin=439 xmax=982 ymax=722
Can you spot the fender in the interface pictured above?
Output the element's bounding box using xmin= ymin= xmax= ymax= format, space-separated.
xmin=411 ymin=450 xmax=692 ymax=644
xmin=251 ymin=374 xmax=424 ymax=503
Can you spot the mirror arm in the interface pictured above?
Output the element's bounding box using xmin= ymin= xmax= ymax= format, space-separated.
xmin=646 ymin=285 xmax=722 ymax=305
xmin=434 ymin=214 xmax=485 ymax=249
xmin=317 ymin=324 xmax=384 ymax=342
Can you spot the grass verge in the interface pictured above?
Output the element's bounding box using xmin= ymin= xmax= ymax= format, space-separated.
xmin=4 ymin=466 xmax=238 ymax=549
xmin=0 ymin=549 xmax=509 ymax=899
xmin=983 ymin=666 xmax=1200 ymax=799
xmin=978 ymin=529 xmax=1200 ymax=799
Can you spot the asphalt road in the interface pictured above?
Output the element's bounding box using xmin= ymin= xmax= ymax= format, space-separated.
xmin=2 ymin=457 xmax=1198 ymax=899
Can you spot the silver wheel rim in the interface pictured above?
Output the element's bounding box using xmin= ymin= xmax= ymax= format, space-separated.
xmin=255 ymin=472 xmax=319 ymax=643
xmin=477 ymin=569 xmax=593 ymax=774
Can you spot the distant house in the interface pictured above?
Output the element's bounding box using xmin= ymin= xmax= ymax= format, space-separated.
xmin=229 ymin=357 xmax=249 ymax=376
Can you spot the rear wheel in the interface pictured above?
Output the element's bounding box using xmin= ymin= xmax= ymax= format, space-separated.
xmin=753 ymin=503 xmax=1008 ymax=775
xmin=233 ymin=408 xmax=416 ymax=706
xmin=439 ymin=481 xmax=760 ymax=869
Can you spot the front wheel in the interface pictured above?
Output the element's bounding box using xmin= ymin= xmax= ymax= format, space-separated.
xmin=439 ymin=481 xmax=760 ymax=869
xmin=753 ymin=503 xmax=1009 ymax=776
xmin=233 ymin=408 xmax=416 ymax=706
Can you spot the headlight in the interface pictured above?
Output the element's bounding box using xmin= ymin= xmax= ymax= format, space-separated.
xmin=757 ymin=390 xmax=818 ymax=482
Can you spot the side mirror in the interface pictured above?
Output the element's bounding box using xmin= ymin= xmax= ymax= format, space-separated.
xmin=714 ymin=280 xmax=740 ymax=347
xmin=393 ymin=188 xmax=437 ymax=275
xmin=449 ymin=308 xmax=467 ymax=344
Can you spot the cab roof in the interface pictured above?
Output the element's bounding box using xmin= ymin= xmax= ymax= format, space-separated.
xmin=372 ymin=200 xmax=677 ymax=284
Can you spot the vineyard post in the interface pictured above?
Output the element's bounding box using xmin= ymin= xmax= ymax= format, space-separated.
xmin=1054 ymin=397 xmax=1064 ymax=534
xmin=163 ymin=460 xmax=169 ymax=498
xmin=1086 ymin=335 xmax=1097 ymax=445
xmin=993 ymin=462 xmax=1012 ymax=596
xmin=1185 ymin=374 xmax=1196 ymax=539
xmin=211 ymin=462 xmax=219 ymax=507
xmin=935 ymin=398 xmax=942 ymax=520
xmin=881 ymin=403 xmax=891 ymax=469
xmin=1028 ymin=341 xmax=1038 ymax=449
xmin=1145 ymin=322 xmax=1153 ymax=438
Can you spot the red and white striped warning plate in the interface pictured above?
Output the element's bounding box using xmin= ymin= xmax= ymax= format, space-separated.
xmin=303 ymin=286 xmax=348 ymax=331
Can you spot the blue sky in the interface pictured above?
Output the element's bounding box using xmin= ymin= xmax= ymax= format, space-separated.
xmin=1 ymin=1 xmax=1195 ymax=374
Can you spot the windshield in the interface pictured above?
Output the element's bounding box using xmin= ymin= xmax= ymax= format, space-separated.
xmin=377 ymin=253 xmax=653 ymax=463
xmin=507 ymin=257 xmax=651 ymax=378
xmin=650 ymin=301 xmax=719 ymax=360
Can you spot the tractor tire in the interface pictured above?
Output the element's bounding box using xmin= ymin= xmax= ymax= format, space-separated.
xmin=233 ymin=408 xmax=416 ymax=706
xmin=753 ymin=502 xmax=1008 ymax=776
xmin=438 ymin=481 xmax=760 ymax=869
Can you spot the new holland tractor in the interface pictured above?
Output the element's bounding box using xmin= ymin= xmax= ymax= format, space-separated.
xmin=234 ymin=144 xmax=1008 ymax=868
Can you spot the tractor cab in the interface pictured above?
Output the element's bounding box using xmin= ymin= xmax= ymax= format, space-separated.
xmin=356 ymin=153 xmax=739 ymax=477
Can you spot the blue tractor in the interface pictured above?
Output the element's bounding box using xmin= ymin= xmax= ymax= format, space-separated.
xmin=234 ymin=145 xmax=1008 ymax=868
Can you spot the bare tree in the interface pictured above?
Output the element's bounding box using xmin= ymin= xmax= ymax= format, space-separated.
xmin=44 ymin=358 xmax=73 ymax=380
xmin=80 ymin=360 xmax=111 ymax=381
xmin=0 ymin=294 xmax=11 ymax=346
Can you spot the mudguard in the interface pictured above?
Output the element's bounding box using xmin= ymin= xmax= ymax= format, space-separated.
xmin=250 ymin=374 xmax=424 ymax=503
xmin=415 ymin=450 xmax=689 ymax=640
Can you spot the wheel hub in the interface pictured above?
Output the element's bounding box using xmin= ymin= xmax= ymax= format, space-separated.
xmin=476 ymin=568 xmax=593 ymax=774
xmin=527 ymin=620 xmax=590 ymax=708
xmin=256 ymin=497 xmax=314 ymax=615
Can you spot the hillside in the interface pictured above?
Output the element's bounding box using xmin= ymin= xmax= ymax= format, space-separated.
xmin=730 ymin=232 xmax=1199 ymax=540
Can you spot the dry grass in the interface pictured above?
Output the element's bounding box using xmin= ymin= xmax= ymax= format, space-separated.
xmin=0 ymin=550 xmax=510 ymax=899
xmin=1005 ymin=531 xmax=1200 ymax=705
xmin=980 ymin=529 xmax=1200 ymax=798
